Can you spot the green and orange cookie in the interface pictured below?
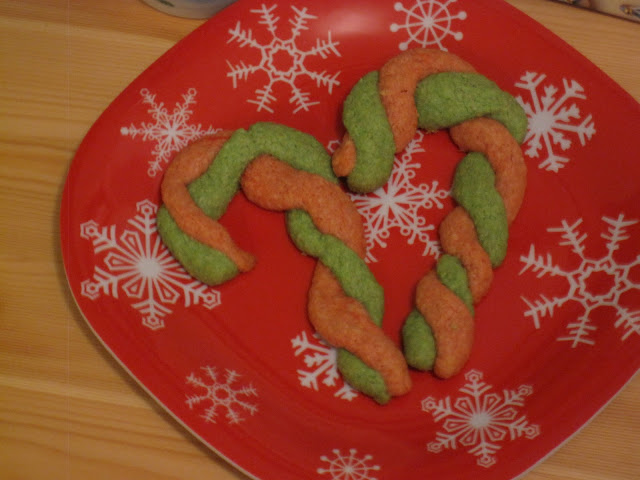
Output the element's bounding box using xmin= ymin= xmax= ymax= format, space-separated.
xmin=331 ymin=48 xmax=528 ymax=379
xmin=157 ymin=122 xmax=411 ymax=404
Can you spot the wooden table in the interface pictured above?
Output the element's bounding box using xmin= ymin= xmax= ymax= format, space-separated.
xmin=1 ymin=1 xmax=638 ymax=478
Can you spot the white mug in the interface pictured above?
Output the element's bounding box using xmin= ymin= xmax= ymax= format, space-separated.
xmin=140 ymin=0 xmax=237 ymax=19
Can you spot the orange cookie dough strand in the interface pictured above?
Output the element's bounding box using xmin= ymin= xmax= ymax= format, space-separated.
xmin=379 ymin=48 xmax=476 ymax=152
xmin=328 ymin=48 xmax=529 ymax=385
xmin=331 ymin=133 xmax=357 ymax=179
xmin=240 ymin=156 xmax=366 ymax=255
xmin=158 ymin=122 xmax=408 ymax=403
xmin=161 ymin=133 xmax=256 ymax=272
xmin=414 ymin=271 xmax=474 ymax=378
xmin=450 ymin=118 xmax=527 ymax=224
xmin=309 ymin=264 xmax=412 ymax=397
xmin=411 ymin=120 xmax=527 ymax=310
xmin=427 ymin=118 xmax=526 ymax=364
xmin=240 ymin=156 xmax=411 ymax=397
xmin=439 ymin=207 xmax=493 ymax=304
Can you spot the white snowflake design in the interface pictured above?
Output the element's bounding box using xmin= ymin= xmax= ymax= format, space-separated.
xmin=186 ymin=366 xmax=258 ymax=425
xmin=79 ymin=199 xmax=221 ymax=330
xmin=226 ymin=4 xmax=341 ymax=113
xmin=120 ymin=88 xmax=219 ymax=177
xmin=291 ymin=331 xmax=358 ymax=401
xmin=331 ymin=131 xmax=449 ymax=263
xmin=317 ymin=448 xmax=381 ymax=480
xmin=515 ymin=72 xmax=596 ymax=172
xmin=519 ymin=214 xmax=640 ymax=347
xmin=422 ymin=370 xmax=540 ymax=468
xmin=390 ymin=0 xmax=467 ymax=51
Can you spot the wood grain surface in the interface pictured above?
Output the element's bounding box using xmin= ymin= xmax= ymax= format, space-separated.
xmin=1 ymin=1 xmax=638 ymax=479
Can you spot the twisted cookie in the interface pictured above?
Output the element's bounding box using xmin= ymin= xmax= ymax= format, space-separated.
xmin=157 ymin=122 xmax=411 ymax=404
xmin=157 ymin=49 xmax=527 ymax=402
xmin=332 ymin=48 xmax=528 ymax=379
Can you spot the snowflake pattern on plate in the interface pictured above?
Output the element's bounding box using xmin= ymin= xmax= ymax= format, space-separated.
xmin=390 ymin=0 xmax=467 ymax=51
xmin=120 ymin=88 xmax=219 ymax=177
xmin=79 ymin=199 xmax=221 ymax=330
xmin=422 ymin=370 xmax=540 ymax=468
xmin=186 ymin=366 xmax=259 ymax=425
xmin=515 ymin=72 xmax=596 ymax=172
xmin=226 ymin=4 xmax=341 ymax=113
xmin=519 ymin=214 xmax=640 ymax=346
xmin=317 ymin=448 xmax=381 ymax=480
xmin=331 ymin=132 xmax=449 ymax=263
xmin=291 ymin=331 xmax=358 ymax=401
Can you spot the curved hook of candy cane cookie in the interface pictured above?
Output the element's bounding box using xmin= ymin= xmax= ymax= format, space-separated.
xmin=332 ymin=49 xmax=528 ymax=379
xmin=157 ymin=122 xmax=411 ymax=403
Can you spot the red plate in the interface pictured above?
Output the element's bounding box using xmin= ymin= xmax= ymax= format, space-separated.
xmin=60 ymin=1 xmax=640 ymax=478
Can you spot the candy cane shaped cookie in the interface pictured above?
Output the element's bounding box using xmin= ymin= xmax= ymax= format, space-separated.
xmin=332 ymin=48 xmax=528 ymax=379
xmin=157 ymin=122 xmax=411 ymax=403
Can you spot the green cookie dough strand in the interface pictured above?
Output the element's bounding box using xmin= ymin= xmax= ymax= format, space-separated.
xmin=402 ymin=309 xmax=436 ymax=371
xmin=415 ymin=72 xmax=528 ymax=143
xmin=156 ymin=206 xmax=239 ymax=285
xmin=452 ymin=152 xmax=509 ymax=268
xmin=286 ymin=209 xmax=390 ymax=404
xmin=399 ymin=153 xmax=508 ymax=367
xmin=249 ymin=122 xmax=338 ymax=183
xmin=287 ymin=210 xmax=384 ymax=325
xmin=340 ymin=70 xmax=527 ymax=195
xmin=158 ymin=122 xmax=339 ymax=286
xmin=342 ymin=71 xmax=396 ymax=193
xmin=187 ymin=128 xmax=259 ymax=219
xmin=406 ymin=69 xmax=524 ymax=374
xmin=334 ymin=51 xmax=528 ymax=381
xmin=157 ymin=129 xmax=258 ymax=285
xmin=337 ymin=349 xmax=390 ymax=404
xmin=157 ymin=122 xmax=393 ymax=403
xmin=436 ymin=254 xmax=474 ymax=315
xmin=188 ymin=123 xmax=339 ymax=219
